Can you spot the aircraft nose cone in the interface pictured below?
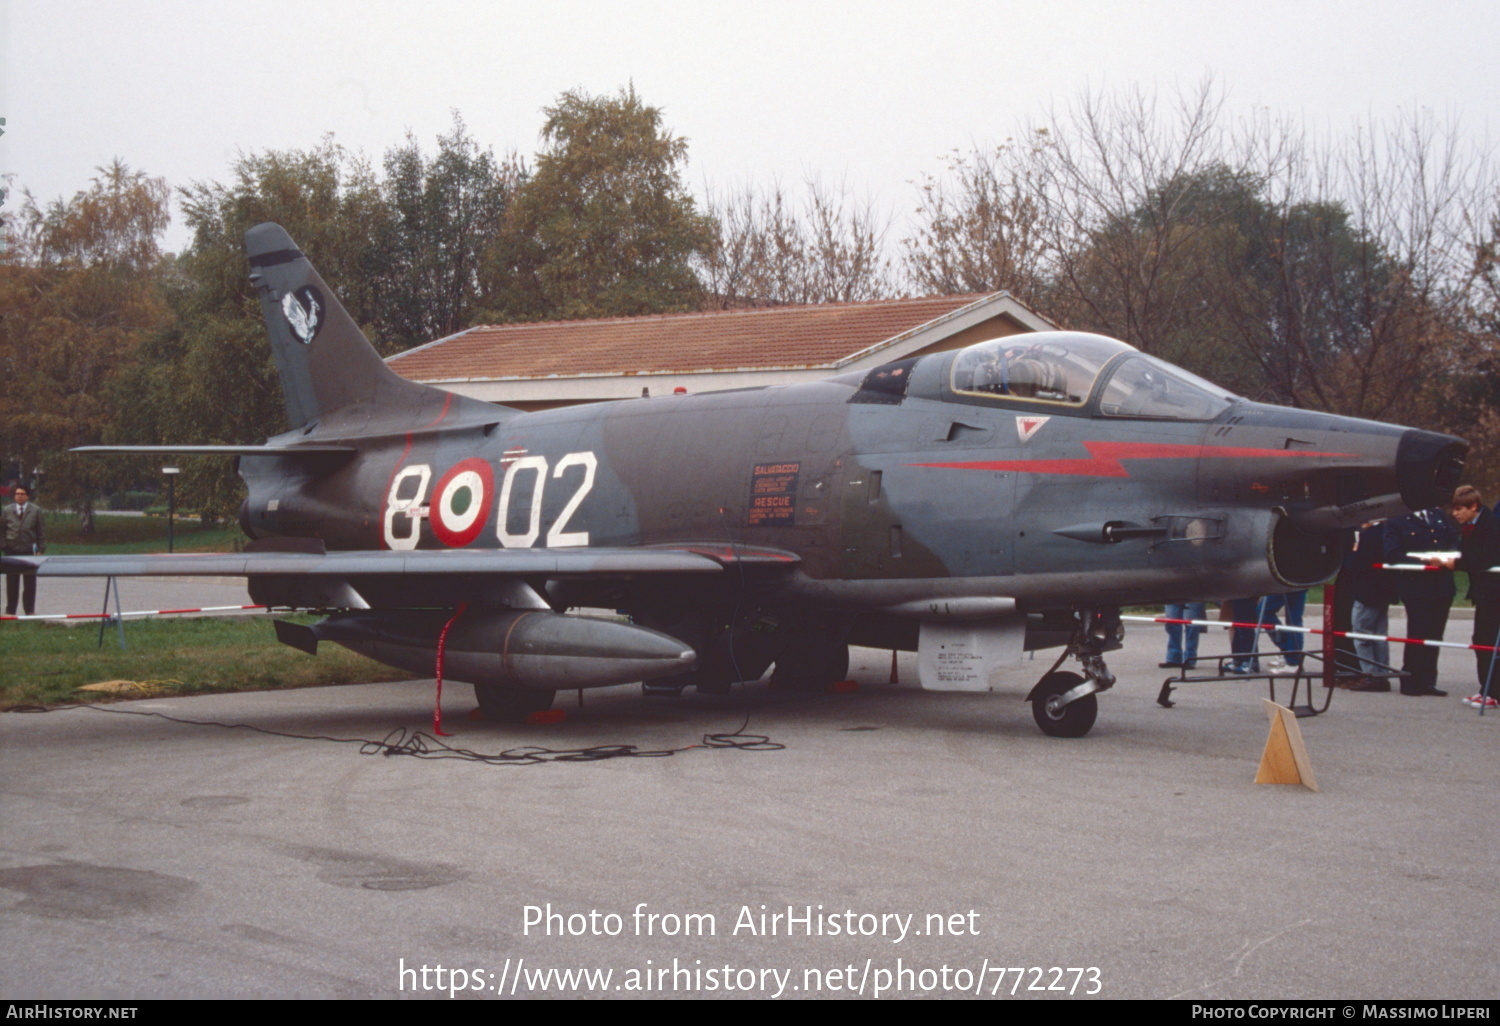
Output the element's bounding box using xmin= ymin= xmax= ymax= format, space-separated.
xmin=1397 ymin=428 xmax=1467 ymax=511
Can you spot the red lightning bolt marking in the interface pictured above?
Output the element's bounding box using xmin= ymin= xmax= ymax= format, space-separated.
xmin=908 ymin=441 xmax=1359 ymax=477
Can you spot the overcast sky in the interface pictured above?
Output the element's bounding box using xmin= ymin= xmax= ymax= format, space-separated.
xmin=4 ymin=0 xmax=1497 ymax=253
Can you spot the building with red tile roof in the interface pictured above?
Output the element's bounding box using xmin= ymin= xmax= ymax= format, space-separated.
xmin=387 ymin=291 xmax=1055 ymax=410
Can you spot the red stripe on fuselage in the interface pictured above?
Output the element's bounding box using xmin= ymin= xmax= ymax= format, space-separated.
xmin=376 ymin=395 xmax=455 ymax=548
xmin=423 ymin=391 xmax=454 ymax=429
xmin=379 ymin=434 xmax=417 ymax=550
xmin=908 ymin=441 xmax=1358 ymax=477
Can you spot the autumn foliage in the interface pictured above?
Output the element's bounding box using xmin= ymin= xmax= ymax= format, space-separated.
xmin=2 ymin=83 xmax=1496 ymax=520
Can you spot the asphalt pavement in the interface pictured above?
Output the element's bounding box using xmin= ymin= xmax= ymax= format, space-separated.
xmin=1 ymin=584 xmax=1495 ymax=1000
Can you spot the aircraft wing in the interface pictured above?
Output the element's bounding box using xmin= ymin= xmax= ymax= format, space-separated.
xmin=0 ymin=546 xmax=752 ymax=578
xmin=2 ymin=544 xmax=800 ymax=611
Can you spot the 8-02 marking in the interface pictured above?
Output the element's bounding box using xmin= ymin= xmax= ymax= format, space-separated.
xmin=384 ymin=451 xmax=596 ymax=550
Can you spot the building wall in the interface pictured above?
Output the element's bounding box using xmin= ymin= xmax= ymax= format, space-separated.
xmin=903 ymin=312 xmax=1031 ymax=359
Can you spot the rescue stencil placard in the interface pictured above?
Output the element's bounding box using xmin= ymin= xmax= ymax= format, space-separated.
xmin=748 ymin=462 xmax=801 ymax=526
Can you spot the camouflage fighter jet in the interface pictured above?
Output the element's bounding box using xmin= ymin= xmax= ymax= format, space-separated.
xmin=7 ymin=224 xmax=1466 ymax=736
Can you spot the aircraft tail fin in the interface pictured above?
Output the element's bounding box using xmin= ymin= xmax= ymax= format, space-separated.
xmin=245 ymin=223 xmax=440 ymax=431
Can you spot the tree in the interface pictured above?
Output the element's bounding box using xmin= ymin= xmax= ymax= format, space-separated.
xmin=175 ymin=138 xmax=388 ymax=337
xmin=901 ymin=81 xmax=1268 ymax=377
xmin=1418 ymin=188 xmax=1500 ymax=497
xmin=0 ymin=161 xmax=172 ymax=531
xmin=1199 ymin=112 xmax=1490 ymax=424
xmin=117 ymin=140 xmax=388 ymax=520
xmin=700 ymin=176 xmax=897 ymax=307
xmin=1055 ymin=161 xmax=1276 ymax=385
xmin=904 ymin=84 xmax=1497 ymax=464
xmin=377 ymin=114 xmax=520 ymax=350
xmin=903 ymin=137 xmax=1051 ymax=304
xmin=483 ymin=85 xmax=714 ymax=321
xmin=1033 ymin=81 xmax=1261 ymax=365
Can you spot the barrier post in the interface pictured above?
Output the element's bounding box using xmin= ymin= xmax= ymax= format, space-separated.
xmin=1322 ymin=580 xmax=1335 ymax=689
xmin=96 ymin=576 xmax=126 ymax=650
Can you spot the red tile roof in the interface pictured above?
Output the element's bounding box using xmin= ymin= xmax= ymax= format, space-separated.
xmin=387 ymin=294 xmax=996 ymax=381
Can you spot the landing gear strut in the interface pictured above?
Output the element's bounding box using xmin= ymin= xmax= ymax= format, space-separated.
xmin=473 ymin=684 xmax=556 ymax=723
xmin=769 ymin=630 xmax=850 ymax=692
xmin=1026 ymin=608 xmax=1120 ymax=738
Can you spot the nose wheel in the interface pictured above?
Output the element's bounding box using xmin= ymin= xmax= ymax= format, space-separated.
xmin=1030 ymin=671 xmax=1099 ymax=738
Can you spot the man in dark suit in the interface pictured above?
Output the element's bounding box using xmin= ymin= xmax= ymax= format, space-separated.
xmin=1439 ymin=486 xmax=1500 ymax=708
xmin=1343 ymin=521 xmax=1399 ymax=690
xmin=1383 ymin=506 xmax=1458 ymax=696
xmin=3 ymin=485 xmax=45 ymax=616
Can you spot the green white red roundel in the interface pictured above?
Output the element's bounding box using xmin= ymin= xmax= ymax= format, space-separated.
xmin=430 ymin=458 xmax=494 ymax=547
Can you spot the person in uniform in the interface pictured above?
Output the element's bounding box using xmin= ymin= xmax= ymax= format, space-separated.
xmin=1437 ymin=486 xmax=1500 ymax=708
xmin=3 ymin=485 xmax=46 ymax=616
xmin=1382 ymin=507 xmax=1458 ymax=696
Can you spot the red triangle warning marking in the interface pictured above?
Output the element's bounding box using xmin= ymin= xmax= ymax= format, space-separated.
xmin=1016 ymin=416 xmax=1049 ymax=443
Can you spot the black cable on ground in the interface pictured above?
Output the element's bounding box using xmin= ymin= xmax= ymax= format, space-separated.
xmin=6 ymin=696 xmax=782 ymax=763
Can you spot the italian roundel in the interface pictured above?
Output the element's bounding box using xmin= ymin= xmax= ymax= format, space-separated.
xmin=430 ymin=458 xmax=495 ymax=547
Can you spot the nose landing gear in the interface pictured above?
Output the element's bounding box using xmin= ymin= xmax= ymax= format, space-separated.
xmin=1025 ymin=608 xmax=1120 ymax=738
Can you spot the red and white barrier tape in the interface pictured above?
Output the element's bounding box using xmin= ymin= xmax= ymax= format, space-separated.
xmin=1 ymin=604 xmax=267 ymax=622
xmin=5 ymin=593 xmax=1491 ymax=655
xmin=1380 ymin=563 xmax=1500 ymax=572
xmin=1121 ymin=615 xmax=1497 ymax=653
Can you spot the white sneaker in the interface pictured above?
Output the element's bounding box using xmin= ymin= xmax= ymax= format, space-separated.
xmin=1266 ymin=655 xmax=1288 ymax=673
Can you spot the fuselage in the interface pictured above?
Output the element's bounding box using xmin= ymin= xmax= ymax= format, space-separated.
xmin=240 ymin=332 xmax=1462 ymax=616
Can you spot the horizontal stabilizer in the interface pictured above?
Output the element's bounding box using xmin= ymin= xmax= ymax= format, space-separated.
xmin=273 ymin=619 xmax=320 ymax=655
xmin=71 ymin=445 xmax=356 ymax=456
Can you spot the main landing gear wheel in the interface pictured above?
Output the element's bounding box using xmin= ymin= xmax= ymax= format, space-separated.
xmin=769 ymin=634 xmax=850 ymax=692
xmin=1031 ymin=671 xmax=1098 ymax=738
xmin=473 ymin=684 xmax=556 ymax=723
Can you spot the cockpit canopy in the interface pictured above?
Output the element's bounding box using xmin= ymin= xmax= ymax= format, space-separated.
xmin=952 ymin=333 xmax=1131 ymax=406
xmin=1096 ymin=352 xmax=1237 ymax=420
xmin=948 ymin=332 xmax=1236 ymax=420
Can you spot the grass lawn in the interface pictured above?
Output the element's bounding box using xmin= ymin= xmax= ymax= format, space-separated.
xmin=0 ymin=615 xmax=408 ymax=708
xmin=7 ymin=516 xmax=405 ymax=707
xmin=47 ymin=512 xmax=245 ymax=555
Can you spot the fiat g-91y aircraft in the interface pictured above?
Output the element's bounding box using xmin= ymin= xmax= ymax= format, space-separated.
xmin=9 ymin=224 xmax=1466 ymax=737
